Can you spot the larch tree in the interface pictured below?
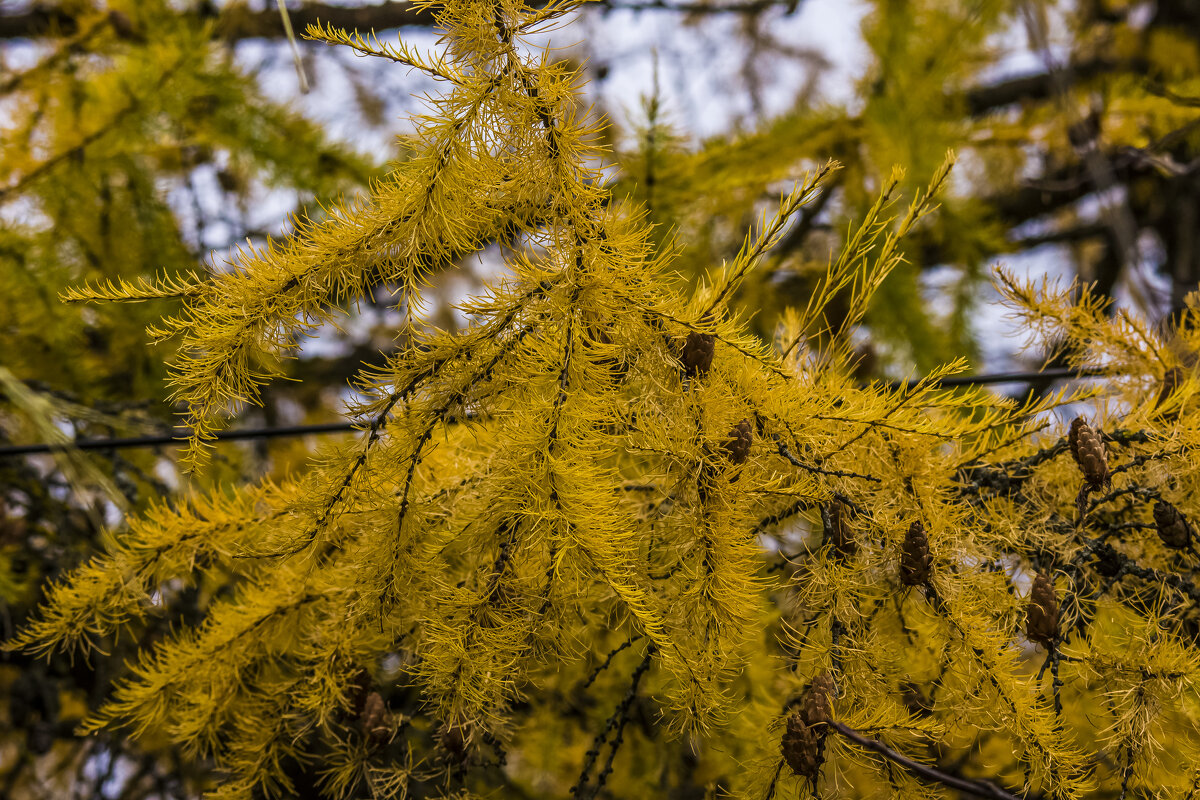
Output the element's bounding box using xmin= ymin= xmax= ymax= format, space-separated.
xmin=6 ymin=1 xmax=1200 ymax=800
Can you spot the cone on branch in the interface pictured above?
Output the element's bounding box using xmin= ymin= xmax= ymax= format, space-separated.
xmin=1153 ymin=500 xmax=1192 ymax=550
xmin=346 ymin=668 xmax=373 ymax=716
xmin=823 ymin=500 xmax=856 ymax=558
xmin=781 ymin=712 xmax=822 ymax=779
xmin=359 ymin=691 xmax=392 ymax=743
xmin=899 ymin=520 xmax=933 ymax=586
xmin=1068 ymin=417 xmax=1110 ymax=489
xmin=781 ymin=672 xmax=834 ymax=780
xmin=1026 ymin=572 xmax=1060 ymax=646
xmin=681 ymin=331 xmax=715 ymax=378
xmin=1092 ymin=542 xmax=1125 ymax=578
xmin=803 ymin=672 xmax=834 ymax=724
xmin=722 ymin=418 xmax=753 ymax=465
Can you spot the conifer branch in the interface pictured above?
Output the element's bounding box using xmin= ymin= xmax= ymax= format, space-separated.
xmin=579 ymin=637 xmax=640 ymax=691
xmin=701 ymin=160 xmax=839 ymax=317
xmin=752 ymin=498 xmax=813 ymax=538
xmin=60 ymin=272 xmax=209 ymax=304
xmin=255 ymin=288 xmax=551 ymax=561
xmin=0 ymin=0 xmax=808 ymax=42
xmin=824 ymin=720 xmax=1023 ymax=800
xmin=0 ymin=60 xmax=184 ymax=203
xmin=16 ymin=2 xmax=1200 ymax=796
xmin=0 ymin=13 xmax=109 ymax=95
xmin=772 ymin=434 xmax=881 ymax=483
xmin=304 ymin=22 xmax=464 ymax=83
xmin=571 ymin=648 xmax=654 ymax=799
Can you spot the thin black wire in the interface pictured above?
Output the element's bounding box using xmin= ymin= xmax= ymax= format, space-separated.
xmin=0 ymin=366 xmax=1108 ymax=458
xmin=879 ymin=365 xmax=1107 ymax=391
xmin=0 ymin=422 xmax=357 ymax=458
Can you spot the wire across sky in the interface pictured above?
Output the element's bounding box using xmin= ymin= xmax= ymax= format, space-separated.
xmin=0 ymin=366 xmax=1108 ymax=458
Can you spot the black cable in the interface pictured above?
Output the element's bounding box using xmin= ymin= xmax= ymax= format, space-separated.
xmin=0 ymin=366 xmax=1111 ymax=458
xmin=0 ymin=422 xmax=356 ymax=458
xmin=879 ymin=365 xmax=1107 ymax=391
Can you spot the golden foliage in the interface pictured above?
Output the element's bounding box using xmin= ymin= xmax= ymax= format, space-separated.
xmin=12 ymin=1 xmax=1200 ymax=799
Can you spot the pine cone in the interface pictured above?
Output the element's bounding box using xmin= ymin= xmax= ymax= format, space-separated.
xmin=1068 ymin=417 xmax=1109 ymax=488
xmin=681 ymin=332 xmax=715 ymax=378
xmin=359 ymin=691 xmax=392 ymax=742
xmin=1026 ymin=572 xmax=1060 ymax=646
xmin=781 ymin=712 xmax=822 ymax=779
xmin=803 ymin=672 xmax=834 ymax=725
xmin=823 ymin=500 xmax=856 ymax=558
xmin=899 ymin=520 xmax=933 ymax=586
xmin=1154 ymin=501 xmax=1192 ymax=550
xmin=722 ymin=418 xmax=753 ymax=464
xmin=781 ymin=673 xmax=833 ymax=779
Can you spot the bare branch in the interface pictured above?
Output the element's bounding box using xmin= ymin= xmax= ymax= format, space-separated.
xmin=825 ymin=720 xmax=1024 ymax=800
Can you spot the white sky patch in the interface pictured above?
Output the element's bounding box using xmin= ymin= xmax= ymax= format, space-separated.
xmin=565 ymin=0 xmax=870 ymax=141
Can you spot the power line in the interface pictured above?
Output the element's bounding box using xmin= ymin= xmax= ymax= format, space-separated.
xmin=0 ymin=366 xmax=1108 ymax=459
xmin=879 ymin=365 xmax=1107 ymax=390
xmin=0 ymin=422 xmax=356 ymax=458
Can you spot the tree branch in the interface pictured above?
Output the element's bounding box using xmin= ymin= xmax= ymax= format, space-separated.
xmin=825 ymin=720 xmax=1023 ymax=800
xmin=963 ymin=58 xmax=1141 ymax=116
xmin=0 ymin=0 xmax=804 ymax=42
xmin=0 ymin=3 xmax=435 ymax=41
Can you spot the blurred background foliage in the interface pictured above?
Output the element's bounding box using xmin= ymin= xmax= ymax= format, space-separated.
xmin=2 ymin=0 xmax=1200 ymax=797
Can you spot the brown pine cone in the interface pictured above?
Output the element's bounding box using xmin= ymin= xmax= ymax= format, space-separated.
xmin=803 ymin=672 xmax=834 ymax=725
xmin=681 ymin=331 xmax=715 ymax=378
xmin=1068 ymin=417 xmax=1109 ymax=488
xmin=359 ymin=691 xmax=392 ymax=742
xmin=823 ymin=500 xmax=856 ymax=558
xmin=900 ymin=520 xmax=933 ymax=586
xmin=722 ymin=418 xmax=753 ymax=464
xmin=1026 ymin=572 xmax=1060 ymax=646
xmin=1154 ymin=501 xmax=1192 ymax=550
xmin=781 ymin=712 xmax=822 ymax=779
xmin=782 ymin=673 xmax=834 ymax=779
xmin=1092 ymin=542 xmax=1124 ymax=578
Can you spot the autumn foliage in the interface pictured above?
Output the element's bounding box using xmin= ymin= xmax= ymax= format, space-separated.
xmin=7 ymin=2 xmax=1200 ymax=800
